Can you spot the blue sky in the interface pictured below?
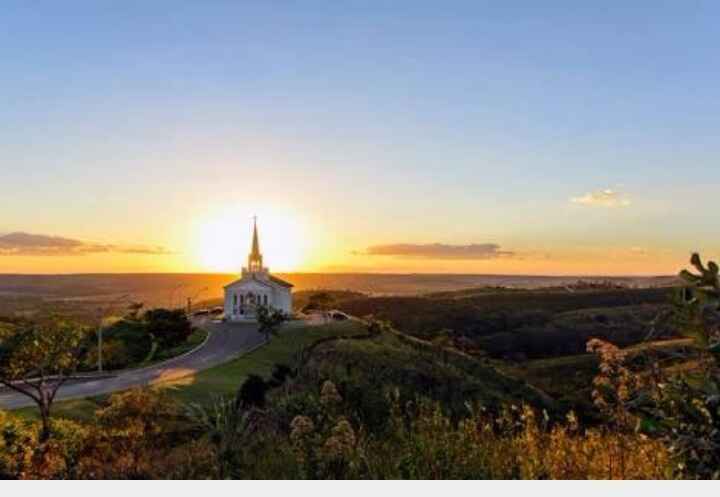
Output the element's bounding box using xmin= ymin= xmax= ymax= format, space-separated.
xmin=1 ymin=1 xmax=717 ymax=274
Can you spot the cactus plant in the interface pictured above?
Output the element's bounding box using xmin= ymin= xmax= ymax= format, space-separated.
xmin=679 ymin=252 xmax=720 ymax=352
xmin=680 ymin=253 xmax=720 ymax=308
xmin=636 ymin=253 xmax=720 ymax=478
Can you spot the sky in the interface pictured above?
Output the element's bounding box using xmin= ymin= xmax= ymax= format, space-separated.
xmin=1 ymin=1 xmax=718 ymax=275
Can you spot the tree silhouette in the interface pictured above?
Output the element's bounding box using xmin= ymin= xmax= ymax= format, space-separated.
xmin=0 ymin=317 xmax=89 ymax=441
xmin=256 ymin=305 xmax=288 ymax=343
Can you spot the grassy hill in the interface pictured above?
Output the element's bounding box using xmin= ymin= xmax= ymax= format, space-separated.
xmin=292 ymin=328 xmax=553 ymax=419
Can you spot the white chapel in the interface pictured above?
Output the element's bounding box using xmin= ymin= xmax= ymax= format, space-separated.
xmin=223 ymin=219 xmax=293 ymax=321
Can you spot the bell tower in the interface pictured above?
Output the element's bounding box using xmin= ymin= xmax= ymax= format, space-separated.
xmin=244 ymin=217 xmax=267 ymax=275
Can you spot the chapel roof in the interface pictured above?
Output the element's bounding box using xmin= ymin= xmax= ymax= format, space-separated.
xmin=268 ymin=275 xmax=294 ymax=288
xmin=223 ymin=273 xmax=293 ymax=290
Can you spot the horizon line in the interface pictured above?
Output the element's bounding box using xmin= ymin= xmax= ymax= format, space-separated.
xmin=0 ymin=271 xmax=678 ymax=279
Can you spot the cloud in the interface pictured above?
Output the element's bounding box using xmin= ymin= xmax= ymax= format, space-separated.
xmin=360 ymin=243 xmax=514 ymax=260
xmin=0 ymin=232 xmax=172 ymax=257
xmin=116 ymin=246 xmax=174 ymax=255
xmin=570 ymin=189 xmax=630 ymax=208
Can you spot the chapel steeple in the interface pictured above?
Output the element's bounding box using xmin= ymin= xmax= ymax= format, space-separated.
xmin=247 ymin=216 xmax=264 ymax=273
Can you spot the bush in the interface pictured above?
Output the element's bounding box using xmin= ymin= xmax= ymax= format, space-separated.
xmin=237 ymin=375 xmax=268 ymax=409
xmin=83 ymin=338 xmax=130 ymax=370
xmin=268 ymin=364 xmax=294 ymax=388
xmin=101 ymin=319 xmax=153 ymax=365
xmin=75 ymin=388 xmax=183 ymax=479
xmin=143 ymin=309 xmax=193 ymax=349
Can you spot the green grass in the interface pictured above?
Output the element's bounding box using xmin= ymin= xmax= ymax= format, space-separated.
xmin=302 ymin=331 xmax=550 ymax=412
xmin=161 ymin=320 xmax=364 ymax=405
xmin=15 ymin=397 xmax=104 ymax=422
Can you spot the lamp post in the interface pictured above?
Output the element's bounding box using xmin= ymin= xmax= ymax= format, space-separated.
xmin=169 ymin=284 xmax=186 ymax=310
xmin=187 ymin=287 xmax=209 ymax=316
xmin=98 ymin=323 xmax=102 ymax=373
xmin=97 ymin=294 xmax=131 ymax=373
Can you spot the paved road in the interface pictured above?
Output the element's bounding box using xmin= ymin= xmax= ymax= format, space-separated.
xmin=0 ymin=320 xmax=264 ymax=410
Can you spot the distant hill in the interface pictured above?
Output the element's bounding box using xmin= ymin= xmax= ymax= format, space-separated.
xmin=0 ymin=272 xmax=679 ymax=327
xmin=336 ymin=286 xmax=679 ymax=359
xmin=0 ymin=272 xmax=679 ymax=306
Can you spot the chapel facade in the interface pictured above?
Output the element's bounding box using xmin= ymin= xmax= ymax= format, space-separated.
xmin=223 ymin=219 xmax=293 ymax=321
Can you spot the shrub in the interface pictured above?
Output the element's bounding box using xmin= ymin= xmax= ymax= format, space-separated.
xmin=143 ymin=309 xmax=193 ymax=349
xmin=282 ymin=383 xmax=672 ymax=479
xmin=237 ymin=375 xmax=268 ymax=409
xmin=101 ymin=319 xmax=153 ymax=365
xmin=75 ymin=388 xmax=182 ymax=479
xmin=0 ymin=411 xmax=89 ymax=479
xmin=83 ymin=338 xmax=130 ymax=370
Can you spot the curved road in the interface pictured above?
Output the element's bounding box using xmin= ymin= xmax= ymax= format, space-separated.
xmin=0 ymin=320 xmax=263 ymax=410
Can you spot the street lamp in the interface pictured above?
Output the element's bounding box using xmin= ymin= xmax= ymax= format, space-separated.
xmin=187 ymin=287 xmax=209 ymax=315
xmin=169 ymin=284 xmax=186 ymax=310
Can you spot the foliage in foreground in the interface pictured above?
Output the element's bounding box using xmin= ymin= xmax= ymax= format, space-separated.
xmin=0 ymin=382 xmax=674 ymax=479
xmin=0 ymin=388 xmax=215 ymax=479
xmin=285 ymin=384 xmax=671 ymax=479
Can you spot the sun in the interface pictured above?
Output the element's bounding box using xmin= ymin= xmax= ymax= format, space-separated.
xmin=193 ymin=207 xmax=307 ymax=273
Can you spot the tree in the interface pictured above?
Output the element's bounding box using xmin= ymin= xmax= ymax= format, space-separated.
xmin=77 ymin=388 xmax=180 ymax=478
xmin=432 ymin=329 xmax=455 ymax=364
xmin=303 ymin=292 xmax=335 ymax=313
xmin=98 ymin=317 xmax=153 ymax=367
xmin=236 ymin=374 xmax=268 ymax=409
xmin=143 ymin=308 xmax=193 ymax=349
xmin=365 ymin=317 xmax=390 ymax=337
xmin=256 ymin=305 xmax=288 ymax=343
xmin=268 ymin=363 xmax=294 ymax=388
xmin=125 ymin=301 xmax=145 ymax=321
xmin=0 ymin=318 xmax=89 ymax=441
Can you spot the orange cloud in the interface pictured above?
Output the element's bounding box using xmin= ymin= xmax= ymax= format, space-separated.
xmin=0 ymin=232 xmax=172 ymax=257
xmin=360 ymin=243 xmax=515 ymax=260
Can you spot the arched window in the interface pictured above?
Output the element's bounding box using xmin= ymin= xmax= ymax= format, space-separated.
xmin=263 ymin=294 xmax=268 ymax=306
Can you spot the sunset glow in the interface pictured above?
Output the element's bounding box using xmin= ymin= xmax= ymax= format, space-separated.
xmin=1 ymin=2 xmax=718 ymax=277
xmin=192 ymin=208 xmax=309 ymax=274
